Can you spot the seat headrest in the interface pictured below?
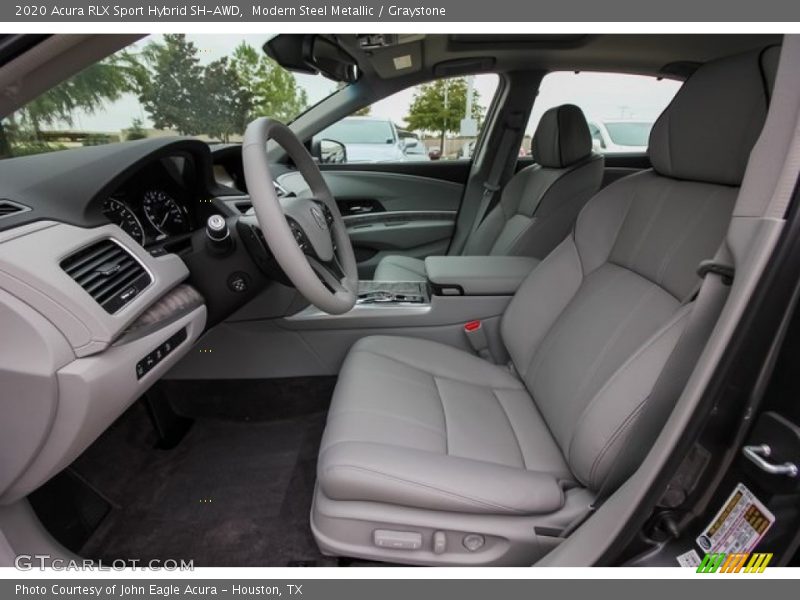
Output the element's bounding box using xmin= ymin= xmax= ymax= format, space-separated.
xmin=648 ymin=48 xmax=774 ymax=186
xmin=532 ymin=104 xmax=592 ymax=169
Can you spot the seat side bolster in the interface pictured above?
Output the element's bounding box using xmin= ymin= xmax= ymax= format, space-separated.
xmin=567 ymin=304 xmax=691 ymax=489
xmin=318 ymin=441 xmax=565 ymax=516
xmin=501 ymin=235 xmax=584 ymax=375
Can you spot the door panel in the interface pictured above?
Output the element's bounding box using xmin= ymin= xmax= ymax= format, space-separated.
xmin=278 ymin=167 xmax=468 ymax=278
xmin=317 ymin=159 xmax=474 ymax=184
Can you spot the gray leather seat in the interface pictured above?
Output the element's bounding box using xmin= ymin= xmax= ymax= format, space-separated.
xmin=373 ymin=104 xmax=604 ymax=282
xmin=313 ymin=49 xmax=774 ymax=565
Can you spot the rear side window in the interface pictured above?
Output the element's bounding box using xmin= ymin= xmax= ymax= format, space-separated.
xmin=525 ymin=72 xmax=682 ymax=156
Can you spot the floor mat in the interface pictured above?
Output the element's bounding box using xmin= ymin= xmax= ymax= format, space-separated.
xmin=77 ymin=407 xmax=332 ymax=566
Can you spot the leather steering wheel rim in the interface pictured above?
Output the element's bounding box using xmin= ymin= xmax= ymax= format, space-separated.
xmin=242 ymin=118 xmax=358 ymax=315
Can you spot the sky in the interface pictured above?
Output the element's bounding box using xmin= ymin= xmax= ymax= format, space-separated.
xmin=44 ymin=34 xmax=682 ymax=136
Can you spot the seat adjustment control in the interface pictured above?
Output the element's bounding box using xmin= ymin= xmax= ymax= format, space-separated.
xmin=433 ymin=531 xmax=447 ymax=554
xmin=373 ymin=529 xmax=422 ymax=550
xmin=463 ymin=533 xmax=485 ymax=552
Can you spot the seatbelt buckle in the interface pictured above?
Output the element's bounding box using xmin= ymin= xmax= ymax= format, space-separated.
xmin=464 ymin=320 xmax=494 ymax=362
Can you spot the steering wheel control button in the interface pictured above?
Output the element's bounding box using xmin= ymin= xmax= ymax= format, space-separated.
xmin=433 ymin=531 xmax=447 ymax=554
xmin=462 ymin=533 xmax=485 ymax=552
xmin=135 ymin=328 xmax=187 ymax=380
xmin=287 ymin=218 xmax=311 ymax=253
xmin=373 ymin=529 xmax=422 ymax=550
xmin=227 ymin=272 xmax=250 ymax=293
xmin=206 ymin=215 xmax=233 ymax=255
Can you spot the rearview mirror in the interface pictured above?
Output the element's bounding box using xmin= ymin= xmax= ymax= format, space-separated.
xmin=264 ymin=35 xmax=359 ymax=83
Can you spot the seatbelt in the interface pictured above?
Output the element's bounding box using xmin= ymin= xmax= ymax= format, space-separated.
xmin=560 ymin=249 xmax=735 ymax=538
xmin=468 ymin=119 xmax=522 ymax=238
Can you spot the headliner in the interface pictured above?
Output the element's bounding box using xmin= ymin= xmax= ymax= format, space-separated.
xmin=334 ymin=34 xmax=782 ymax=80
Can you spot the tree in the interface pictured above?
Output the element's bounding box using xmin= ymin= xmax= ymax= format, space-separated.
xmin=201 ymin=57 xmax=252 ymax=142
xmin=0 ymin=53 xmax=135 ymax=156
xmin=353 ymin=105 xmax=372 ymax=116
xmin=231 ymin=42 xmax=308 ymax=125
xmin=133 ymin=34 xmax=206 ymax=135
xmin=20 ymin=57 xmax=136 ymax=135
xmin=405 ymin=78 xmax=483 ymax=153
xmin=126 ymin=117 xmax=147 ymax=141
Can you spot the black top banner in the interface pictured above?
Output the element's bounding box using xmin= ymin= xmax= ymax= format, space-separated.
xmin=4 ymin=0 xmax=800 ymax=22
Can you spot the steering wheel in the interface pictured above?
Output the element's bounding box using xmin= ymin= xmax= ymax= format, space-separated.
xmin=242 ymin=118 xmax=358 ymax=315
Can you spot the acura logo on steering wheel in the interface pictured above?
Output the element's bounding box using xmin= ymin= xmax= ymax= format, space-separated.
xmin=310 ymin=206 xmax=327 ymax=230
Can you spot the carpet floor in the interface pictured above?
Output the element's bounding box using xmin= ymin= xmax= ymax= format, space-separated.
xmin=75 ymin=402 xmax=334 ymax=566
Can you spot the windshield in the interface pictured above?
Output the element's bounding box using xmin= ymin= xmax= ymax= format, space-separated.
xmin=604 ymin=122 xmax=653 ymax=147
xmin=319 ymin=119 xmax=395 ymax=145
xmin=0 ymin=34 xmax=339 ymax=160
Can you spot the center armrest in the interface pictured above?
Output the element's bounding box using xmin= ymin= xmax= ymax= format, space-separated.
xmin=425 ymin=255 xmax=540 ymax=296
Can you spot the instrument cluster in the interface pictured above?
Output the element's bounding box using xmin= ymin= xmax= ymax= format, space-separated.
xmin=102 ymin=156 xmax=195 ymax=247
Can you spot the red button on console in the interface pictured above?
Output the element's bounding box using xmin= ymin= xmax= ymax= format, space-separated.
xmin=464 ymin=320 xmax=481 ymax=332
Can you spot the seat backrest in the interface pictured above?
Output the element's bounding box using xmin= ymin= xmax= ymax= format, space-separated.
xmin=462 ymin=104 xmax=604 ymax=258
xmin=500 ymin=48 xmax=776 ymax=492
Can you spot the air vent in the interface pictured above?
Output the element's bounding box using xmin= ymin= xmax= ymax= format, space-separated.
xmin=61 ymin=240 xmax=152 ymax=314
xmin=0 ymin=199 xmax=30 ymax=219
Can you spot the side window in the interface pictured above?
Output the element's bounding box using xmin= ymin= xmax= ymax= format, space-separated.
xmin=526 ymin=72 xmax=682 ymax=156
xmin=315 ymin=74 xmax=499 ymax=164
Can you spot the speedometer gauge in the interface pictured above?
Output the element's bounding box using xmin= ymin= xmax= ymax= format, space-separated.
xmin=103 ymin=198 xmax=145 ymax=245
xmin=142 ymin=190 xmax=188 ymax=235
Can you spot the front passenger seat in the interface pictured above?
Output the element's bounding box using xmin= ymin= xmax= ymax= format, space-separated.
xmin=311 ymin=48 xmax=776 ymax=566
xmin=373 ymin=104 xmax=604 ymax=281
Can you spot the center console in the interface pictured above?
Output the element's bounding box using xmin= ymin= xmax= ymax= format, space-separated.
xmin=169 ymin=255 xmax=541 ymax=380
xmin=286 ymin=255 xmax=539 ymax=327
xmin=356 ymin=255 xmax=539 ymax=306
xmin=357 ymin=280 xmax=429 ymax=305
xmin=425 ymin=256 xmax=540 ymax=297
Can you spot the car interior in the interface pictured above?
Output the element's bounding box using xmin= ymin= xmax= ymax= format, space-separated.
xmin=0 ymin=33 xmax=799 ymax=567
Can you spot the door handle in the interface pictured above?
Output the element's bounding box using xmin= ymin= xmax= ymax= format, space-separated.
xmin=743 ymin=444 xmax=798 ymax=477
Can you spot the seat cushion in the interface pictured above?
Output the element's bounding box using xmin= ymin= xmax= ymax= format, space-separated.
xmin=373 ymin=255 xmax=427 ymax=282
xmin=318 ymin=336 xmax=570 ymax=515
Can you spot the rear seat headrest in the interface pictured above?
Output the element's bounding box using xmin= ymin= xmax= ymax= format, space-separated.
xmin=532 ymin=104 xmax=592 ymax=169
xmin=648 ymin=46 xmax=778 ymax=186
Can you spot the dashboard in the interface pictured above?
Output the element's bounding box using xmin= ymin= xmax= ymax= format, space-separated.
xmin=0 ymin=138 xmax=234 ymax=504
xmin=0 ymin=138 xmax=236 ymax=235
xmin=0 ymin=136 xmax=306 ymax=505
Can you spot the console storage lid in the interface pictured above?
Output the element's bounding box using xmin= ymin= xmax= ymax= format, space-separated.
xmin=425 ymin=256 xmax=539 ymax=296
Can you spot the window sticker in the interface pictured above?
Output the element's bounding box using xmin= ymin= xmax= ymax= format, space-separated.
xmin=696 ymin=483 xmax=775 ymax=555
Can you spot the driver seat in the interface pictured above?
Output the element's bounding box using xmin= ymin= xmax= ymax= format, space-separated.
xmin=312 ymin=48 xmax=776 ymax=566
